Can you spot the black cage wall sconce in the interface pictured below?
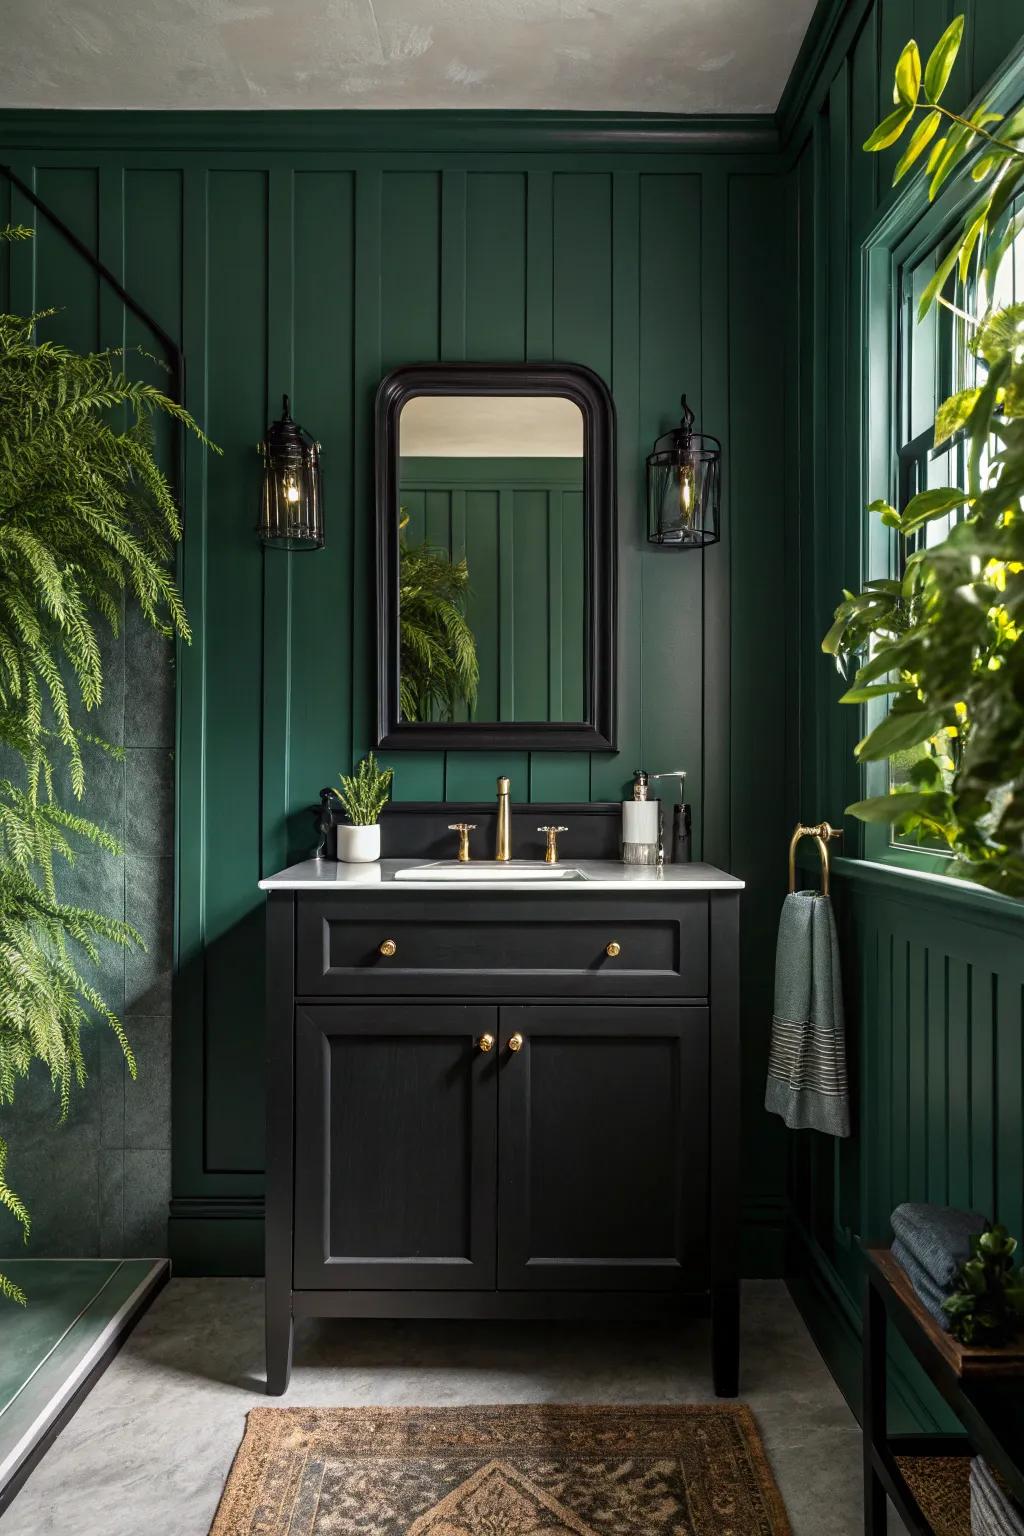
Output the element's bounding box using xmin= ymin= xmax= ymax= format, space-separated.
xmin=257 ymin=395 xmax=324 ymax=550
xmin=646 ymin=395 xmax=721 ymax=549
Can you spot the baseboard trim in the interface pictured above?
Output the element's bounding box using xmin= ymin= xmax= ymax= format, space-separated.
xmin=168 ymin=1197 xmax=264 ymax=1276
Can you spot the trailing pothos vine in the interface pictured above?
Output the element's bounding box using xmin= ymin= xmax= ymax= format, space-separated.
xmin=825 ymin=15 xmax=1024 ymax=897
xmin=0 ymin=225 xmax=214 ymax=1302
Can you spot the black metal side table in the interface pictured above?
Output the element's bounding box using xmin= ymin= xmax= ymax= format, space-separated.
xmin=863 ymin=1247 xmax=1024 ymax=1534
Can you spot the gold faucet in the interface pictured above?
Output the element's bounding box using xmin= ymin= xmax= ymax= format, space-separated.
xmin=495 ymin=776 xmax=511 ymax=862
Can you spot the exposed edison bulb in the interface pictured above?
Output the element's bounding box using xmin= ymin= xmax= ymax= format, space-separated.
xmin=678 ymin=462 xmax=695 ymax=527
xmin=283 ymin=475 xmax=301 ymax=504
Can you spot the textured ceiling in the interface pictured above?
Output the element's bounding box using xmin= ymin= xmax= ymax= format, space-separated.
xmin=0 ymin=0 xmax=818 ymax=113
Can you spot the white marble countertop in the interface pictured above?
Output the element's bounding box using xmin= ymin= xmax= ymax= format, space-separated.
xmin=259 ymin=858 xmax=744 ymax=892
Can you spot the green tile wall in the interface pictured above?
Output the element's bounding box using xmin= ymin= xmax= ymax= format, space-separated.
xmin=0 ymin=166 xmax=177 ymax=1261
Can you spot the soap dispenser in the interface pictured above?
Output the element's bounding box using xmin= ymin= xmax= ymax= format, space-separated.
xmin=650 ymin=771 xmax=692 ymax=863
xmin=621 ymin=769 xmax=661 ymax=865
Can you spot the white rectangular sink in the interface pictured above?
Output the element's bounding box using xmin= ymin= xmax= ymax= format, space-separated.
xmin=394 ymin=860 xmax=588 ymax=881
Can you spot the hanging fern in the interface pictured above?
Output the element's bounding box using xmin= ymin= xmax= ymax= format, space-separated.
xmin=399 ymin=516 xmax=479 ymax=723
xmin=0 ymin=224 xmax=216 ymax=1302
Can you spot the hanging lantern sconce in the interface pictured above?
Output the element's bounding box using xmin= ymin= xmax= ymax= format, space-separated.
xmin=646 ymin=395 xmax=721 ymax=549
xmin=257 ymin=395 xmax=324 ymax=550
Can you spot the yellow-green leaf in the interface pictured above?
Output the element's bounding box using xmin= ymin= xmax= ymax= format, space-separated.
xmin=971 ymin=154 xmax=1002 ymax=181
xmin=923 ymin=14 xmax=964 ymax=102
xmin=864 ymin=103 xmax=915 ymax=152
xmin=856 ymin=708 xmax=946 ymax=762
xmin=893 ymin=109 xmax=942 ymax=183
xmin=846 ymin=791 xmax=934 ymax=823
xmin=927 ymin=135 xmax=947 ymax=172
xmin=958 ymin=204 xmax=990 ymax=282
xmin=934 ymin=388 xmax=981 ymax=447
xmin=895 ymin=39 xmax=922 ymax=106
xmin=918 ymin=240 xmax=961 ymax=319
xmin=929 ymin=121 xmax=972 ymax=199
xmin=900 ymin=486 xmax=968 ymax=532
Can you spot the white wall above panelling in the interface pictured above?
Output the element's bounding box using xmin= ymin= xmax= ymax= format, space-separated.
xmin=0 ymin=0 xmax=817 ymax=113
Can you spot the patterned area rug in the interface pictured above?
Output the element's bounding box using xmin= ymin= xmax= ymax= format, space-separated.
xmin=210 ymin=1403 xmax=790 ymax=1535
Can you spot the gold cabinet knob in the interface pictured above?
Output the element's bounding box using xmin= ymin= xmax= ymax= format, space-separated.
xmin=477 ymin=1033 xmax=495 ymax=1053
xmin=605 ymin=941 xmax=621 ymax=958
xmin=508 ymin=1032 xmax=524 ymax=1053
xmin=378 ymin=938 xmax=397 ymax=957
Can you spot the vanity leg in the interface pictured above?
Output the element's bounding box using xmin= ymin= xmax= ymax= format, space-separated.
xmin=712 ymin=1282 xmax=740 ymax=1397
xmin=266 ymin=1303 xmax=293 ymax=1396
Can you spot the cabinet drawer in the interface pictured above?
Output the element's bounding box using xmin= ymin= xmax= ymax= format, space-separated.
xmin=296 ymin=894 xmax=708 ymax=998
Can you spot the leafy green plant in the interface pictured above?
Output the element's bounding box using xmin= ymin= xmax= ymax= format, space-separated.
xmin=824 ymin=16 xmax=1024 ymax=896
xmin=331 ymin=752 xmax=393 ymax=826
xmin=0 ymin=224 xmax=214 ymax=1303
xmin=942 ymin=1224 xmax=1024 ymax=1346
xmin=399 ymin=515 xmax=478 ymax=723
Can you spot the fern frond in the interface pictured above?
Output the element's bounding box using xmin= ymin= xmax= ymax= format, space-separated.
xmin=0 ymin=245 xmax=212 ymax=1301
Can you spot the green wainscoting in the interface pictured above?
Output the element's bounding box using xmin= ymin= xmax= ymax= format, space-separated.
xmin=400 ymin=457 xmax=584 ymax=723
xmin=784 ymin=0 xmax=1024 ymax=1427
xmin=0 ymin=114 xmax=796 ymax=1274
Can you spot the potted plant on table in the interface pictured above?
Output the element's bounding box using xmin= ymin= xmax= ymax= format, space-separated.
xmin=331 ymin=753 xmax=393 ymax=863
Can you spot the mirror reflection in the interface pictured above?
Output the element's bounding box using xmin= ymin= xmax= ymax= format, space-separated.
xmin=398 ymin=394 xmax=585 ymax=724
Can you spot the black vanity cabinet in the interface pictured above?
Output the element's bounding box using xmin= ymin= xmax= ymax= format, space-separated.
xmin=265 ymin=884 xmax=740 ymax=1398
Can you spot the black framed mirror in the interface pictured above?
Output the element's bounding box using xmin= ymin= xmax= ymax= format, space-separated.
xmin=375 ymin=362 xmax=616 ymax=751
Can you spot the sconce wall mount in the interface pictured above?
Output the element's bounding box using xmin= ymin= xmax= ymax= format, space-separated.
xmin=257 ymin=394 xmax=324 ymax=550
xmin=646 ymin=394 xmax=721 ymax=550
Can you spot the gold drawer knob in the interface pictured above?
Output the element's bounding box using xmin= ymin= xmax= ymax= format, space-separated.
xmin=378 ymin=938 xmax=397 ymax=957
xmin=605 ymin=941 xmax=621 ymax=958
xmin=508 ymin=1032 xmax=524 ymax=1053
xmin=477 ymin=1033 xmax=495 ymax=1053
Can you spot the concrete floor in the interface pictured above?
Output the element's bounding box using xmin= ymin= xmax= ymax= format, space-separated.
xmin=3 ymin=1278 xmax=874 ymax=1535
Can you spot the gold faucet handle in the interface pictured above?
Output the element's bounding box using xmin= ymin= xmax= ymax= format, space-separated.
xmin=448 ymin=823 xmax=477 ymax=862
xmin=537 ymin=825 xmax=569 ymax=864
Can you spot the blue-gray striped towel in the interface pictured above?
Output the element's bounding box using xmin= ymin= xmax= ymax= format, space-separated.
xmin=765 ymin=890 xmax=850 ymax=1137
xmin=971 ymin=1457 xmax=1024 ymax=1536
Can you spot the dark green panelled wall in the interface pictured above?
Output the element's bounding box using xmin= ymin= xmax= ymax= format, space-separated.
xmin=783 ymin=0 xmax=1024 ymax=1429
xmin=4 ymin=0 xmax=1021 ymax=1348
xmin=0 ymin=114 xmax=795 ymax=1271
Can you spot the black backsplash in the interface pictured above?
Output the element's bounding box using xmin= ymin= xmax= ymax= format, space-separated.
xmin=315 ymin=800 xmax=622 ymax=862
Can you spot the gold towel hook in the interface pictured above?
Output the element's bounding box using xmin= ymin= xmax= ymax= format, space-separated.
xmin=788 ymin=821 xmax=844 ymax=896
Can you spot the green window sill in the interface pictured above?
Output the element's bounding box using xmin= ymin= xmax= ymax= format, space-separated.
xmin=829 ymin=854 xmax=1024 ymax=933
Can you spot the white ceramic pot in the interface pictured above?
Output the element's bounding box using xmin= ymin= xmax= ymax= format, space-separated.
xmin=336 ymin=823 xmax=381 ymax=863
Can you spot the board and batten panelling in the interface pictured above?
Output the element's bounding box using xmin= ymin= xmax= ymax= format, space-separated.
xmin=784 ymin=0 xmax=1024 ymax=1425
xmin=0 ymin=133 xmax=794 ymax=1272
xmin=804 ymin=871 xmax=1024 ymax=1429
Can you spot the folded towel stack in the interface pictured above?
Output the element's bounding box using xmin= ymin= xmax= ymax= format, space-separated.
xmin=971 ymin=1457 xmax=1024 ymax=1536
xmin=889 ymin=1202 xmax=986 ymax=1331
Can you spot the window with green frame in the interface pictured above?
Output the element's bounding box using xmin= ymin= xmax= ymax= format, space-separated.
xmin=881 ymin=202 xmax=1024 ymax=860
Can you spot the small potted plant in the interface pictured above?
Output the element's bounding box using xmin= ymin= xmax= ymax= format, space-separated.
xmin=331 ymin=753 xmax=393 ymax=863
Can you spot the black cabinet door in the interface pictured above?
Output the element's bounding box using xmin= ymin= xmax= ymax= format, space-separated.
xmin=497 ymin=1005 xmax=708 ymax=1291
xmin=294 ymin=1004 xmax=497 ymax=1290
